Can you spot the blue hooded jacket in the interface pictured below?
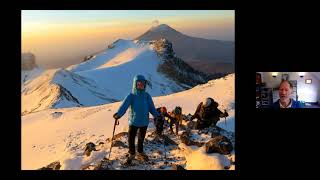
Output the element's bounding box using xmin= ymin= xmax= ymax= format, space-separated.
xmin=116 ymin=75 xmax=159 ymax=127
xmin=272 ymin=99 xmax=303 ymax=108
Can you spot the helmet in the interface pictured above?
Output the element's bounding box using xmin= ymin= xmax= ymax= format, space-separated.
xmin=174 ymin=106 xmax=182 ymax=115
xmin=203 ymin=98 xmax=213 ymax=108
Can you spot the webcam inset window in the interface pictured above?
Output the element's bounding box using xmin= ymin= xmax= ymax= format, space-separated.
xmin=256 ymin=72 xmax=320 ymax=109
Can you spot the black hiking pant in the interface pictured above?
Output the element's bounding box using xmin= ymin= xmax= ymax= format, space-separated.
xmin=155 ymin=116 xmax=164 ymax=135
xmin=169 ymin=118 xmax=179 ymax=135
xmin=128 ymin=125 xmax=148 ymax=155
xmin=195 ymin=120 xmax=212 ymax=129
xmin=195 ymin=119 xmax=219 ymax=129
xmin=193 ymin=113 xmax=220 ymax=129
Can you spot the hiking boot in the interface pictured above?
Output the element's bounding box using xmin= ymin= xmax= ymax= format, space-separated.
xmin=124 ymin=153 xmax=135 ymax=165
xmin=136 ymin=152 xmax=149 ymax=161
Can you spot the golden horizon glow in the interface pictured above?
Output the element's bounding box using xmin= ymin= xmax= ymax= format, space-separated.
xmin=22 ymin=10 xmax=235 ymax=68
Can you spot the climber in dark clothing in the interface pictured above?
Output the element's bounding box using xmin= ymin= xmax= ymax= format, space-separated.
xmin=167 ymin=106 xmax=183 ymax=135
xmin=154 ymin=107 xmax=174 ymax=136
xmin=191 ymin=98 xmax=229 ymax=130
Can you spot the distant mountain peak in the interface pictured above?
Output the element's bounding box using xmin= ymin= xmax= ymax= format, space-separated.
xmin=21 ymin=52 xmax=38 ymax=70
xmin=149 ymin=24 xmax=176 ymax=32
xmin=136 ymin=23 xmax=235 ymax=74
xmin=135 ymin=24 xmax=181 ymax=41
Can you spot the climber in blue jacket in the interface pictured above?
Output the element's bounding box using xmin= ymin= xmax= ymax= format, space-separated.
xmin=113 ymin=74 xmax=160 ymax=162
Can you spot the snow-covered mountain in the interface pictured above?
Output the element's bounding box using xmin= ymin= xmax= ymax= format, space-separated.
xmin=22 ymin=74 xmax=235 ymax=170
xmin=67 ymin=38 xmax=208 ymax=87
xmin=21 ymin=68 xmax=118 ymax=115
xmin=21 ymin=68 xmax=43 ymax=84
xmin=22 ymin=38 xmax=209 ymax=115
xmin=136 ymin=24 xmax=235 ymax=74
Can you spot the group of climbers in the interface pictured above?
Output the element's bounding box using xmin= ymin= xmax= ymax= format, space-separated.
xmin=112 ymin=74 xmax=229 ymax=164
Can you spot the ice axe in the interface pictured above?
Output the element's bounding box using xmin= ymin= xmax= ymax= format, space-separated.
xmin=220 ymin=104 xmax=229 ymax=128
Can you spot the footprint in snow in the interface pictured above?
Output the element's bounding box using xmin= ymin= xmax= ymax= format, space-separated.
xmin=51 ymin=112 xmax=63 ymax=119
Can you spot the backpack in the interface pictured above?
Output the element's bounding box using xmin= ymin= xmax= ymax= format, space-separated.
xmin=173 ymin=106 xmax=182 ymax=115
xmin=200 ymin=101 xmax=219 ymax=120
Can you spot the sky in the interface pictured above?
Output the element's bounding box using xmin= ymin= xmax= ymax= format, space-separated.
xmin=21 ymin=10 xmax=235 ymax=69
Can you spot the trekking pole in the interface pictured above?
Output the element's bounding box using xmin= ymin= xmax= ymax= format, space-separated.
xmin=108 ymin=117 xmax=119 ymax=160
xmin=224 ymin=109 xmax=227 ymax=128
xmin=163 ymin=138 xmax=168 ymax=165
xmin=162 ymin=131 xmax=168 ymax=165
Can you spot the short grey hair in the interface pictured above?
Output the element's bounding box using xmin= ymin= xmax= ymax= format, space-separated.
xmin=280 ymin=80 xmax=293 ymax=89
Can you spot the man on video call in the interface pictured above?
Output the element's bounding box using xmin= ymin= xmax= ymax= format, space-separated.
xmin=273 ymin=80 xmax=302 ymax=108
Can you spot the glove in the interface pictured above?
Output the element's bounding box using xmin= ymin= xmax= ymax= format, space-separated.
xmin=113 ymin=113 xmax=120 ymax=120
xmin=158 ymin=115 xmax=165 ymax=122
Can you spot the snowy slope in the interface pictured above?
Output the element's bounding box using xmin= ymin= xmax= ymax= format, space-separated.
xmin=67 ymin=39 xmax=186 ymax=98
xmin=22 ymin=74 xmax=234 ymax=170
xmin=21 ymin=67 xmax=43 ymax=85
xmin=66 ymin=39 xmax=135 ymax=72
xmin=22 ymin=38 xmax=209 ymax=115
xmin=21 ymin=68 xmax=117 ymax=115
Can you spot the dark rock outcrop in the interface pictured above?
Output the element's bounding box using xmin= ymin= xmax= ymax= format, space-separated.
xmin=38 ymin=161 xmax=61 ymax=170
xmin=171 ymin=164 xmax=186 ymax=170
xmin=84 ymin=142 xmax=97 ymax=156
xmin=152 ymin=38 xmax=210 ymax=87
xmin=21 ymin=52 xmax=38 ymax=70
xmin=205 ymin=135 xmax=233 ymax=155
xmin=180 ymin=130 xmax=203 ymax=147
xmin=112 ymin=140 xmax=128 ymax=148
xmin=106 ymin=132 xmax=128 ymax=143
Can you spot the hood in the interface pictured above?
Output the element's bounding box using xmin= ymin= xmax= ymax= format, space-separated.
xmin=132 ymin=75 xmax=147 ymax=95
